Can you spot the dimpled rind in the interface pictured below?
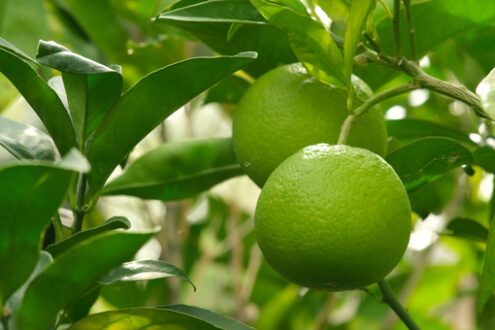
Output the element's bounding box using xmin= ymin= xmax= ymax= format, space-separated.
xmin=232 ymin=63 xmax=387 ymax=187
xmin=254 ymin=144 xmax=411 ymax=290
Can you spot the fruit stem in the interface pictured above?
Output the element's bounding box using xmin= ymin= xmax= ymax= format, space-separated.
xmin=337 ymin=81 xmax=419 ymax=144
xmin=378 ymin=279 xmax=420 ymax=330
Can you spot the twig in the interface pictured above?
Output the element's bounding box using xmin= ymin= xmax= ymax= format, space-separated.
xmin=393 ymin=0 xmax=402 ymax=56
xmin=402 ymin=0 xmax=416 ymax=61
xmin=338 ymin=81 xmax=420 ymax=144
xmin=378 ymin=279 xmax=420 ymax=330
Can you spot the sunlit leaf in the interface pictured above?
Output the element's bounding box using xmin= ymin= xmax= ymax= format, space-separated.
xmin=99 ymin=260 xmax=195 ymax=290
xmin=443 ymin=217 xmax=488 ymax=242
xmin=0 ymin=117 xmax=58 ymax=161
xmin=476 ymin=66 xmax=495 ymax=119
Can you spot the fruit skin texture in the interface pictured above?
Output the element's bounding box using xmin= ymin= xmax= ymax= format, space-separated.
xmin=254 ymin=144 xmax=411 ymax=290
xmin=232 ymin=63 xmax=387 ymax=187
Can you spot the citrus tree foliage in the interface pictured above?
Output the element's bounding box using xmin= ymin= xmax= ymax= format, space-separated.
xmin=1 ymin=0 xmax=495 ymax=329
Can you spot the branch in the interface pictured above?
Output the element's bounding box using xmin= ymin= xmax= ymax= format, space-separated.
xmin=402 ymin=0 xmax=416 ymax=61
xmin=338 ymin=81 xmax=420 ymax=144
xmin=378 ymin=279 xmax=420 ymax=330
xmin=393 ymin=0 xmax=402 ymax=56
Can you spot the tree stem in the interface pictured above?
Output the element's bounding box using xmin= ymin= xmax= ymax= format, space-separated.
xmin=378 ymin=279 xmax=420 ymax=330
xmin=72 ymin=174 xmax=87 ymax=234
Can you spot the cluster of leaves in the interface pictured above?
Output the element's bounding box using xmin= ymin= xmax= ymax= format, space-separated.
xmin=2 ymin=0 xmax=495 ymax=329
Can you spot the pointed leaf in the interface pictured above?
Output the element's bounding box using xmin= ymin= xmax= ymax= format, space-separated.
xmin=159 ymin=0 xmax=266 ymax=24
xmin=86 ymin=53 xmax=256 ymax=198
xmin=163 ymin=305 xmax=254 ymax=330
xmin=250 ymin=0 xmax=346 ymax=87
xmin=16 ymin=230 xmax=156 ymax=330
xmin=45 ymin=216 xmax=131 ymax=258
xmin=99 ymin=260 xmax=195 ymax=290
xmin=474 ymin=146 xmax=495 ymax=174
xmin=0 ymin=38 xmax=77 ymax=154
xmin=477 ymin=66 xmax=495 ymax=119
xmin=0 ymin=150 xmax=88 ymax=306
xmin=103 ymin=138 xmax=242 ymax=201
xmin=0 ymin=117 xmax=58 ymax=161
xmin=444 ymin=217 xmax=488 ymax=242
xmin=344 ymin=0 xmax=376 ymax=79
xmin=36 ymin=40 xmax=123 ymax=143
xmin=69 ymin=308 xmax=219 ymax=330
xmin=386 ymin=137 xmax=473 ymax=191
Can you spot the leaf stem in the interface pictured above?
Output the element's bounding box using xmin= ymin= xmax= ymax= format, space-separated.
xmin=402 ymin=0 xmax=416 ymax=61
xmin=72 ymin=174 xmax=87 ymax=234
xmin=378 ymin=279 xmax=420 ymax=330
xmin=393 ymin=0 xmax=402 ymax=56
xmin=338 ymin=81 xmax=419 ymax=144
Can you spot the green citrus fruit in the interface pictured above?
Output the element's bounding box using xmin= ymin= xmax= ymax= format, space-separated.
xmin=233 ymin=63 xmax=387 ymax=187
xmin=254 ymin=144 xmax=411 ymax=290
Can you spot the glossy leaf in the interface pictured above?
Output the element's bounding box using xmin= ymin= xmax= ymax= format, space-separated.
xmin=163 ymin=305 xmax=254 ymax=330
xmin=51 ymin=0 xmax=127 ymax=60
xmin=45 ymin=216 xmax=131 ymax=258
xmin=250 ymin=0 xmax=347 ymax=87
xmin=344 ymin=0 xmax=375 ymax=79
xmin=0 ymin=149 xmax=89 ymax=307
xmin=156 ymin=2 xmax=296 ymax=77
xmin=474 ymin=146 xmax=495 ymax=174
xmin=69 ymin=308 xmax=219 ymax=329
xmin=103 ymin=138 xmax=242 ymax=201
xmin=386 ymin=119 xmax=475 ymax=146
xmin=16 ymin=230 xmax=156 ymax=330
xmin=0 ymin=37 xmax=77 ymax=154
xmin=316 ymin=0 xmax=349 ymax=23
xmin=99 ymin=260 xmax=195 ymax=290
xmin=476 ymin=66 xmax=495 ymax=119
xmin=375 ymin=0 xmax=495 ymax=59
xmin=444 ymin=218 xmax=488 ymax=242
xmin=4 ymin=252 xmax=52 ymax=330
xmin=36 ymin=40 xmax=123 ymax=143
xmin=86 ymin=53 xmax=255 ymax=198
xmin=480 ymin=223 xmax=495 ymax=312
xmin=0 ymin=117 xmax=58 ymax=161
xmin=159 ymin=0 xmax=265 ymax=24
xmin=386 ymin=137 xmax=473 ymax=191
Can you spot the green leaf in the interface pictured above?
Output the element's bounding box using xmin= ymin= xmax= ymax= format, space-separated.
xmin=45 ymin=216 xmax=131 ymax=258
xmin=0 ymin=117 xmax=58 ymax=161
xmin=0 ymin=149 xmax=89 ymax=307
xmin=0 ymin=0 xmax=48 ymax=56
xmin=250 ymin=0 xmax=347 ymax=87
xmin=156 ymin=2 xmax=296 ymax=77
xmin=474 ymin=146 xmax=495 ymax=174
xmin=408 ymin=175 xmax=455 ymax=219
xmin=16 ymin=230 xmax=156 ymax=330
xmin=4 ymin=252 xmax=52 ymax=330
xmin=36 ymin=40 xmax=123 ymax=144
xmin=162 ymin=305 xmax=254 ymax=330
xmin=315 ymin=0 xmax=349 ymax=23
xmin=159 ymin=0 xmax=266 ymax=24
xmin=476 ymin=66 xmax=495 ymax=119
xmin=69 ymin=308 xmax=220 ymax=329
xmin=386 ymin=137 xmax=474 ymax=191
xmin=375 ymin=0 xmax=495 ymax=59
xmin=103 ymin=138 xmax=242 ymax=201
xmin=386 ymin=119 xmax=475 ymax=146
xmin=86 ymin=53 xmax=256 ymax=198
xmin=344 ymin=0 xmax=376 ymax=79
xmin=443 ymin=218 xmax=488 ymax=242
xmin=479 ymin=223 xmax=495 ymax=312
xmin=0 ymin=37 xmax=77 ymax=155
xmin=51 ymin=0 xmax=127 ymax=60
xmin=205 ymin=75 xmax=250 ymax=105
xmin=99 ymin=260 xmax=196 ymax=290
